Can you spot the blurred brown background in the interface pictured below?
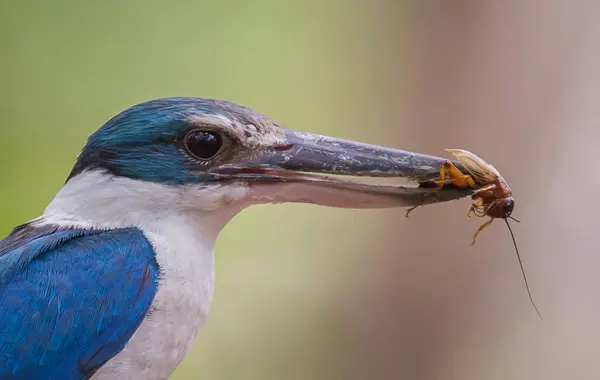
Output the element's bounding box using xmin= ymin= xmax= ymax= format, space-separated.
xmin=1 ymin=1 xmax=598 ymax=379
xmin=353 ymin=2 xmax=600 ymax=379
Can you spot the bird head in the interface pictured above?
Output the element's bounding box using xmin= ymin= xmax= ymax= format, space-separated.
xmin=60 ymin=97 xmax=467 ymax=221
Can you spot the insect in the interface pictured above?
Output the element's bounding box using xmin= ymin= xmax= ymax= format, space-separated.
xmin=406 ymin=149 xmax=542 ymax=320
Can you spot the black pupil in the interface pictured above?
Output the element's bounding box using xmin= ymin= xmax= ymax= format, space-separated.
xmin=186 ymin=130 xmax=223 ymax=159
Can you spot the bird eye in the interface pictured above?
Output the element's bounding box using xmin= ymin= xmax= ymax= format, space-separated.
xmin=184 ymin=130 xmax=224 ymax=160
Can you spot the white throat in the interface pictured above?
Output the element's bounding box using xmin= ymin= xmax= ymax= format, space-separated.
xmin=40 ymin=170 xmax=251 ymax=379
xmin=43 ymin=170 xmax=250 ymax=232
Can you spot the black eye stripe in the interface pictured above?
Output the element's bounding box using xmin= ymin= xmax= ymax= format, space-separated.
xmin=184 ymin=130 xmax=224 ymax=160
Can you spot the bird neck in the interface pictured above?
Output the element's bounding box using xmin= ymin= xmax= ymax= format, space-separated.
xmin=40 ymin=168 xmax=249 ymax=323
xmin=41 ymin=170 xmax=246 ymax=237
xmin=36 ymin=170 xmax=250 ymax=375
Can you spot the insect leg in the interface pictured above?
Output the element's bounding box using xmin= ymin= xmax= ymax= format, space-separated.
xmin=405 ymin=187 xmax=440 ymax=218
xmin=471 ymin=184 xmax=496 ymax=197
xmin=405 ymin=204 xmax=419 ymax=218
xmin=431 ymin=161 xmax=449 ymax=189
xmin=472 ymin=217 xmax=495 ymax=245
xmin=406 ymin=161 xmax=475 ymax=218
xmin=406 ymin=162 xmax=453 ymax=218
xmin=475 ymin=206 xmax=488 ymax=217
xmin=447 ymin=161 xmax=478 ymax=188
xmin=467 ymin=198 xmax=484 ymax=218
xmin=434 ymin=161 xmax=477 ymax=190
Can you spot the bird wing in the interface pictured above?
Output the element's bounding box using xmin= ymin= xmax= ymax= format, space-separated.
xmin=0 ymin=224 xmax=159 ymax=379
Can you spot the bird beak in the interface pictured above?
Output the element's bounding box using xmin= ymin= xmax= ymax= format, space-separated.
xmin=210 ymin=130 xmax=472 ymax=209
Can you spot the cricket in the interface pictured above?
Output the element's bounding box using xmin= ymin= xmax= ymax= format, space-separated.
xmin=406 ymin=149 xmax=542 ymax=320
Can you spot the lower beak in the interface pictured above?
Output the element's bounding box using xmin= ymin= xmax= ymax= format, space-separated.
xmin=210 ymin=130 xmax=472 ymax=209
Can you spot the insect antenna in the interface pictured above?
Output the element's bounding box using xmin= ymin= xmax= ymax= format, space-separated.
xmin=509 ymin=216 xmax=521 ymax=223
xmin=505 ymin=218 xmax=542 ymax=320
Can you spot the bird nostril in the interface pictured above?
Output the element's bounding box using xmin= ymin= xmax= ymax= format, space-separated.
xmin=273 ymin=144 xmax=294 ymax=151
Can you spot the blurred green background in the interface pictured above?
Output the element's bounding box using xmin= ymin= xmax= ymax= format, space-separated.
xmin=3 ymin=1 xmax=600 ymax=379
xmin=0 ymin=1 xmax=393 ymax=379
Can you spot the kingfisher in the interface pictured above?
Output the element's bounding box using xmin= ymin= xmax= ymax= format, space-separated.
xmin=0 ymin=97 xmax=469 ymax=379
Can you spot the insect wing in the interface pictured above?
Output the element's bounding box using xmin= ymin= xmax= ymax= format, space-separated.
xmin=445 ymin=148 xmax=501 ymax=184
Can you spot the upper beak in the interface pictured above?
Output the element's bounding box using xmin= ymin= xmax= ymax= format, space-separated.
xmin=210 ymin=130 xmax=473 ymax=209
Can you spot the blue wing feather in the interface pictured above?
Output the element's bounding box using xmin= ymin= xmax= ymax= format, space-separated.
xmin=0 ymin=225 xmax=159 ymax=379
